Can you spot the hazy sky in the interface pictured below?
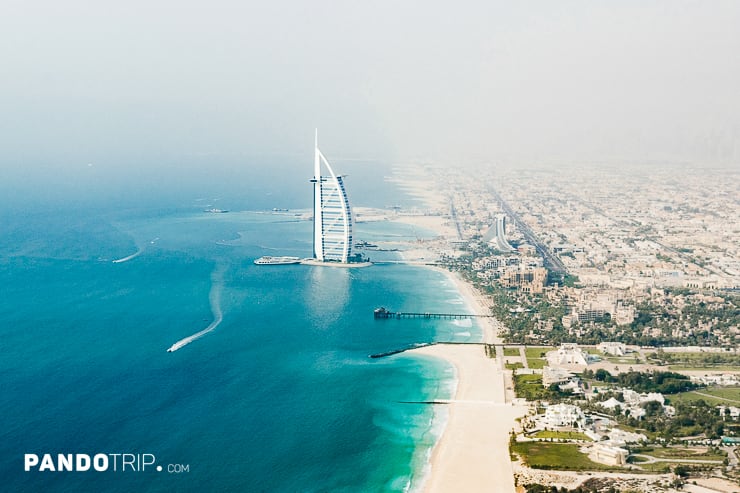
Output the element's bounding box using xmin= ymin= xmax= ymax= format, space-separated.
xmin=1 ymin=0 xmax=739 ymax=177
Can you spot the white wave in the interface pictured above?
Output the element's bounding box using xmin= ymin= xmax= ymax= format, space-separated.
xmin=455 ymin=331 xmax=472 ymax=338
xmin=408 ymin=395 xmax=452 ymax=493
xmin=113 ymin=237 xmax=158 ymax=263
xmin=167 ymin=266 xmax=225 ymax=352
xmin=112 ymin=249 xmax=143 ymax=263
xmin=445 ymin=298 xmax=464 ymax=305
xmin=451 ymin=318 xmax=472 ymax=328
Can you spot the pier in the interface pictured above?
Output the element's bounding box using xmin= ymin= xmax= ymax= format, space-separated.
xmin=369 ymin=342 xmax=437 ymax=358
xmin=373 ymin=307 xmax=495 ymax=320
xmin=369 ymin=341 xmax=551 ymax=359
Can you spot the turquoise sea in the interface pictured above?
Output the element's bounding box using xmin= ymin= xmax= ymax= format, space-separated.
xmin=0 ymin=160 xmax=482 ymax=492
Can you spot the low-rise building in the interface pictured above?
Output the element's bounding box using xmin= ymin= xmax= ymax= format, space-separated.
xmin=547 ymin=343 xmax=596 ymax=366
xmin=608 ymin=429 xmax=647 ymax=444
xmin=542 ymin=404 xmax=586 ymax=429
xmin=590 ymin=443 xmax=629 ymax=466
xmin=542 ymin=366 xmax=575 ymax=387
xmin=597 ymin=342 xmax=630 ymax=356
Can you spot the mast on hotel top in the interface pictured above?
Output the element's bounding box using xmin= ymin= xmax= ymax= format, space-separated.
xmin=311 ymin=130 xmax=354 ymax=263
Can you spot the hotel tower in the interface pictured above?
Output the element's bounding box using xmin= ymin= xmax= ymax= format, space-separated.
xmin=311 ymin=132 xmax=353 ymax=263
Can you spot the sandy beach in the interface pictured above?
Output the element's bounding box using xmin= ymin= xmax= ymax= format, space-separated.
xmin=409 ymin=342 xmax=527 ymax=492
xmin=407 ymin=269 xmax=528 ymax=493
xmin=382 ymin=208 xmax=527 ymax=490
xmin=380 ymin=165 xmax=528 ymax=492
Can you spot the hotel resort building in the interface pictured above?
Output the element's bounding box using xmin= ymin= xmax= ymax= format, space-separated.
xmin=311 ymin=134 xmax=354 ymax=263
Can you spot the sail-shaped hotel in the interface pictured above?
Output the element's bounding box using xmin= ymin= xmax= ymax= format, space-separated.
xmin=254 ymin=133 xmax=368 ymax=267
xmin=311 ymin=132 xmax=354 ymax=263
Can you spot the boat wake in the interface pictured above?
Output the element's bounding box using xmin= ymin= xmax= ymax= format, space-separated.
xmin=167 ymin=266 xmax=225 ymax=352
xmin=112 ymin=238 xmax=158 ymax=263
xmin=112 ymin=249 xmax=143 ymax=263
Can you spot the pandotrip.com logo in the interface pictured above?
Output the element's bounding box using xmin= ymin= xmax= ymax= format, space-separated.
xmin=24 ymin=453 xmax=190 ymax=474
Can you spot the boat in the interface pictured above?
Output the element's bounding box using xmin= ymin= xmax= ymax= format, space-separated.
xmin=355 ymin=240 xmax=378 ymax=249
xmin=205 ymin=208 xmax=229 ymax=213
xmin=253 ymin=256 xmax=302 ymax=265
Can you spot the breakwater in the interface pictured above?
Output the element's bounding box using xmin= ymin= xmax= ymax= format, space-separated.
xmin=373 ymin=307 xmax=495 ymax=320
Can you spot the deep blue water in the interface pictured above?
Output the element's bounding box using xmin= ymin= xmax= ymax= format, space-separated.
xmin=0 ymin=161 xmax=481 ymax=492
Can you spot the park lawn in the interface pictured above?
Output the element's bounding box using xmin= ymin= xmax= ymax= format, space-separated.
xmin=636 ymin=462 xmax=672 ymax=473
xmin=525 ymin=347 xmax=549 ymax=359
xmin=511 ymin=442 xmax=620 ymax=471
xmin=516 ymin=373 xmax=542 ymax=385
xmin=530 ymin=430 xmax=592 ymax=441
xmin=662 ymin=352 xmax=740 ymax=370
xmin=514 ymin=373 xmax=554 ymax=401
xmin=695 ymin=387 xmax=740 ymax=401
xmin=632 ymin=446 xmax=726 ymax=461
xmin=668 ymin=392 xmax=724 ymax=406
xmin=527 ymin=358 xmax=546 ymax=369
xmin=504 ymin=347 xmax=520 ymax=357
xmin=668 ymin=387 xmax=740 ymax=406
xmin=506 ymin=362 xmax=524 ymax=370
xmin=525 ymin=346 xmax=548 ymax=369
xmin=661 ymin=352 xmax=739 ymax=363
xmin=647 ymin=447 xmax=726 ymax=461
xmin=669 ymin=365 xmax=740 ymax=372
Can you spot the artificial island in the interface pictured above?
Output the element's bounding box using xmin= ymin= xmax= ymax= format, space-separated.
xmin=255 ymin=132 xmax=370 ymax=268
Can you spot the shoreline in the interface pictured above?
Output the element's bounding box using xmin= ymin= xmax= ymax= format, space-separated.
xmin=384 ymin=210 xmax=526 ymax=492
xmin=407 ymin=343 xmax=525 ymax=492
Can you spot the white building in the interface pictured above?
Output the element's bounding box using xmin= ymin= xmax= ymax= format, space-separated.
xmin=590 ymin=443 xmax=629 ymax=466
xmin=542 ymin=404 xmax=585 ymax=428
xmin=312 ymin=133 xmax=353 ymax=263
xmin=542 ymin=366 xmax=575 ymax=387
xmin=547 ymin=343 xmax=594 ymax=366
xmin=719 ymin=406 xmax=740 ymax=419
xmin=600 ymin=397 xmax=622 ymax=410
xmin=597 ymin=342 xmax=630 ymax=356
xmin=608 ymin=429 xmax=647 ymax=444
xmin=622 ymin=389 xmax=665 ymax=406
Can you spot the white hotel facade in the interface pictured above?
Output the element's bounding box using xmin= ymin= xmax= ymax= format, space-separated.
xmin=311 ymin=134 xmax=353 ymax=263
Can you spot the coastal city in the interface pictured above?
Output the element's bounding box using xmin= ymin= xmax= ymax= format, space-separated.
xmin=4 ymin=2 xmax=739 ymax=492
xmin=360 ymin=162 xmax=739 ymax=493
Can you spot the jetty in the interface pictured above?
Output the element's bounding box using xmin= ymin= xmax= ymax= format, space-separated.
xmin=369 ymin=342 xmax=437 ymax=359
xmin=373 ymin=307 xmax=495 ymax=320
xmin=369 ymin=341 xmax=490 ymax=359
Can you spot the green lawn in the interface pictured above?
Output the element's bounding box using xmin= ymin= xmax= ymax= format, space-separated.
xmin=503 ymin=347 xmax=520 ymax=357
xmin=525 ymin=347 xmax=549 ymax=359
xmin=636 ymin=462 xmax=672 ymax=473
xmin=511 ymin=442 xmax=621 ymax=471
xmin=514 ymin=374 xmax=544 ymax=399
xmin=632 ymin=446 xmax=726 ymax=462
xmin=517 ymin=373 xmax=542 ymax=385
xmin=506 ymin=362 xmax=524 ymax=370
xmin=701 ymin=387 xmax=740 ymax=402
xmin=530 ymin=430 xmax=592 ymax=441
xmin=669 ymin=365 xmax=740 ymax=372
xmin=659 ymin=352 xmax=740 ymax=370
xmin=527 ymin=359 xmax=546 ymax=369
xmin=668 ymin=387 xmax=740 ymax=406
xmin=525 ymin=347 xmax=548 ymax=369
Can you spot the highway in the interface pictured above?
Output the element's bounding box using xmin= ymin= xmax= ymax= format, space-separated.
xmin=487 ymin=185 xmax=568 ymax=275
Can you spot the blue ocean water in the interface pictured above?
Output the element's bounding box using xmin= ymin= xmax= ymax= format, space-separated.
xmin=0 ymin=162 xmax=481 ymax=492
